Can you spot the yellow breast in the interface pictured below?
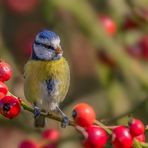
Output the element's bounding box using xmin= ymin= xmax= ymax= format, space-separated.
xmin=24 ymin=57 xmax=70 ymax=104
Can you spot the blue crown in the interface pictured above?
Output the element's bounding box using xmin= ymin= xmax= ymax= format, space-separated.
xmin=37 ymin=30 xmax=59 ymax=40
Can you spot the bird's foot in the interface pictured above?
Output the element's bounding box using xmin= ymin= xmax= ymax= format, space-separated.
xmin=55 ymin=105 xmax=69 ymax=128
xmin=61 ymin=116 xmax=69 ymax=128
xmin=34 ymin=106 xmax=41 ymax=119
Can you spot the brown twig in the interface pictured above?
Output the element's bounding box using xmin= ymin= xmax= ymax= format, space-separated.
xmin=21 ymin=101 xmax=75 ymax=126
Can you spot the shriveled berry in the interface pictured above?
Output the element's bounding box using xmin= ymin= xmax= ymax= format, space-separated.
xmin=0 ymin=61 xmax=12 ymax=82
xmin=0 ymin=96 xmax=21 ymax=119
xmin=112 ymin=126 xmax=133 ymax=148
xmin=86 ymin=125 xmax=108 ymax=147
xmin=19 ymin=139 xmax=39 ymax=148
xmin=134 ymin=134 xmax=145 ymax=142
xmin=129 ymin=118 xmax=145 ymax=137
xmin=42 ymin=129 xmax=60 ymax=143
xmin=72 ymin=103 xmax=96 ymax=127
xmin=99 ymin=15 xmax=116 ymax=36
xmin=0 ymin=81 xmax=8 ymax=99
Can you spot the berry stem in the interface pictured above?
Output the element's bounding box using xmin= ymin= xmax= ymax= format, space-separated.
xmin=145 ymin=125 xmax=148 ymax=131
xmin=7 ymin=91 xmax=148 ymax=146
xmin=94 ymin=120 xmax=112 ymax=135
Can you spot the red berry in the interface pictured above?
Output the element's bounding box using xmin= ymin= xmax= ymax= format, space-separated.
xmin=4 ymin=0 xmax=40 ymax=14
xmin=86 ymin=125 xmax=108 ymax=147
xmin=99 ymin=15 xmax=116 ymax=36
xmin=0 ymin=81 xmax=8 ymax=99
xmin=129 ymin=118 xmax=145 ymax=137
xmin=122 ymin=16 xmax=138 ymax=30
xmin=112 ymin=126 xmax=133 ymax=148
xmin=126 ymin=46 xmax=143 ymax=59
xmin=134 ymin=134 xmax=145 ymax=142
xmin=42 ymin=129 xmax=60 ymax=143
xmin=0 ymin=96 xmax=21 ymax=119
xmin=0 ymin=61 xmax=12 ymax=82
xmin=82 ymin=140 xmax=92 ymax=148
xmin=19 ymin=139 xmax=39 ymax=148
xmin=72 ymin=103 xmax=96 ymax=127
xmin=138 ymin=35 xmax=148 ymax=60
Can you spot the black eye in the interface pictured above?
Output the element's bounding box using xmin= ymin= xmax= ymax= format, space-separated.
xmin=44 ymin=44 xmax=54 ymax=50
xmin=72 ymin=110 xmax=77 ymax=118
xmin=34 ymin=41 xmax=41 ymax=46
xmin=50 ymin=47 xmax=55 ymax=50
xmin=34 ymin=41 xmax=54 ymax=50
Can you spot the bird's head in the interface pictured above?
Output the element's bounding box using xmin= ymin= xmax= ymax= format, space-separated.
xmin=32 ymin=30 xmax=63 ymax=60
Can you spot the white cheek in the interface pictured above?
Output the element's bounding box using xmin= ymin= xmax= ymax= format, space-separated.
xmin=51 ymin=38 xmax=60 ymax=49
xmin=53 ymin=53 xmax=63 ymax=60
xmin=34 ymin=45 xmax=54 ymax=60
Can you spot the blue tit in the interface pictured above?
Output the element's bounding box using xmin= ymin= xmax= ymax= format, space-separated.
xmin=24 ymin=30 xmax=70 ymax=128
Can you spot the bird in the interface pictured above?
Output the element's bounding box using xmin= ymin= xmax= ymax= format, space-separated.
xmin=24 ymin=30 xmax=70 ymax=128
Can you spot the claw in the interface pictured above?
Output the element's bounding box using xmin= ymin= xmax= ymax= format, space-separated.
xmin=34 ymin=106 xmax=41 ymax=118
xmin=61 ymin=116 xmax=69 ymax=128
xmin=56 ymin=105 xmax=69 ymax=128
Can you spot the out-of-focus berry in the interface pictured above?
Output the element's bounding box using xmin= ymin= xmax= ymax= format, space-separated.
xmin=0 ymin=61 xmax=12 ymax=82
xmin=14 ymin=23 xmax=44 ymax=58
xmin=138 ymin=35 xmax=148 ymax=60
xmin=86 ymin=125 xmax=108 ymax=147
xmin=72 ymin=103 xmax=96 ymax=127
xmin=129 ymin=118 xmax=145 ymax=137
xmin=99 ymin=15 xmax=116 ymax=36
xmin=0 ymin=96 xmax=21 ymax=119
xmin=41 ymin=144 xmax=57 ymax=148
xmin=82 ymin=140 xmax=92 ymax=148
xmin=122 ymin=16 xmax=138 ymax=30
xmin=126 ymin=45 xmax=143 ymax=59
xmin=112 ymin=126 xmax=133 ymax=148
xmin=42 ymin=129 xmax=60 ymax=143
xmin=4 ymin=0 xmax=40 ymax=14
xmin=19 ymin=139 xmax=39 ymax=148
xmin=97 ymin=50 xmax=116 ymax=68
xmin=0 ymin=81 xmax=8 ymax=99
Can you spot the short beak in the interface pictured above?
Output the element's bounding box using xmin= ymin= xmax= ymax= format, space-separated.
xmin=55 ymin=46 xmax=62 ymax=54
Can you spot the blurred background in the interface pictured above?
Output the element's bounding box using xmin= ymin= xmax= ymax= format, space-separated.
xmin=0 ymin=0 xmax=148 ymax=147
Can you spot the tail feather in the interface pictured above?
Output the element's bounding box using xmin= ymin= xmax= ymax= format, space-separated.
xmin=34 ymin=115 xmax=46 ymax=128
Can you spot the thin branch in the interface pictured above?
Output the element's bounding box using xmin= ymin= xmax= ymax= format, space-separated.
xmin=21 ymin=101 xmax=75 ymax=126
xmin=8 ymin=92 xmax=148 ymax=146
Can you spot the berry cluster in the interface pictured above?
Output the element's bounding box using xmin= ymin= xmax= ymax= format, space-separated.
xmin=0 ymin=61 xmax=21 ymax=119
xmin=97 ymin=15 xmax=148 ymax=68
xmin=19 ymin=128 xmax=60 ymax=148
xmin=72 ymin=103 xmax=146 ymax=148
xmin=0 ymin=60 xmax=147 ymax=147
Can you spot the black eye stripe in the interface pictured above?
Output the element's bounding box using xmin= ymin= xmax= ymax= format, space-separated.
xmin=34 ymin=41 xmax=54 ymax=50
